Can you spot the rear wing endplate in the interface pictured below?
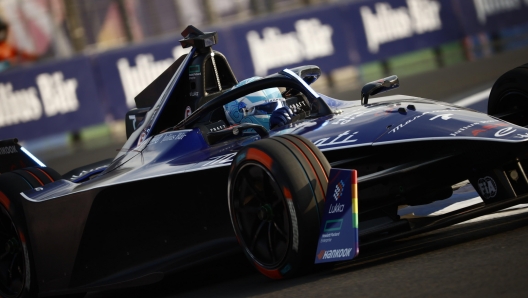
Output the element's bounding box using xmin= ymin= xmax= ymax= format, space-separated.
xmin=0 ymin=138 xmax=45 ymax=174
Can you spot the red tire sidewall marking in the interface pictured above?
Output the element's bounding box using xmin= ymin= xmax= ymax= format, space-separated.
xmin=35 ymin=168 xmax=55 ymax=182
xmin=297 ymin=140 xmax=329 ymax=182
xmin=245 ymin=148 xmax=273 ymax=170
xmin=0 ymin=191 xmax=10 ymax=210
xmin=254 ymin=262 xmax=282 ymax=279
xmin=22 ymin=170 xmax=44 ymax=186
xmin=280 ymin=138 xmax=326 ymax=201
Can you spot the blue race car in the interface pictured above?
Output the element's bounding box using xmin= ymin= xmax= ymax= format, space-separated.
xmin=1 ymin=26 xmax=528 ymax=297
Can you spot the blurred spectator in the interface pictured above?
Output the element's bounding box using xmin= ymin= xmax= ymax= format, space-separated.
xmin=0 ymin=0 xmax=73 ymax=69
xmin=0 ymin=18 xmax=15 ymax=71
xmin=0 ymin=0 xmax=323 ymax=66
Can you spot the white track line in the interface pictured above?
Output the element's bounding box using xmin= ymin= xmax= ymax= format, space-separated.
xmin=452 ymin=88 xmax=491 ymax=107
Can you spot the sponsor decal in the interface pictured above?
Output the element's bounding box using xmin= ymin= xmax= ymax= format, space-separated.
xmin=324 ymin=219 xmax=343 ymax=232
xmin=313 ymin=130 xmax=359 ymax=147
xmin=334 ymin=180 xmax=345 ymax=200
xmin=0 ymin=146 xmax=17 ymax=155
xmin=189 ymin=65 xmax=201 ymax=76
xmin=246 ymin=18 xmax=334 ymax=76
xmin=70 ymin=165 xmax=107 ymax=181
xmin=329 ymin=203 xmax=345 ymax=214
xmin=360 ymin=0 xmax=442 ymax=53
xmin=317 ymin=250 xmax=326 ymax=260
xmin=450 ymin=119 xmax=497 ymax=136
xmin=473 ymin=0 xmax=523 ymax=24
xmin=429 ymin=114 xmax=453 ymax=121
xmin=471 ymin=123 xmax=508 ymax=136
xmin=150 ymin=131 xmax=188 ymax=145
xmin=477 ymin=176 xmax=497 ymax=200
xmin=389 ymin=109 xmax=457 ymax=134
xmin=137 ymin=131 xmax=147 ymax=146
xmin=373 ymin=106 xmax=398 ymax=118
xmin=331 ymin=106 xmax=385 ymax=125
xmin=162 ymin=132 xmax=186 ymax=142
xmin=117 ymin=46 xmax=190 ymax=108
xmin=286 ymin=199 xmax=299 ymax=252
xmin=150 ymin=134 xmax=164 ymax=145
xmin=128 ymin=114 xmax=138 ymax=130
xmin=495 ymin=127 xmax=516 ymax=137
xmin=321 ymin=232 xmax=340 ymax=238
xmin=201 ymin=152 xmax=237 ymax=167
xmin=317 ymin=248 xmax=353 ymax=260
xmin=185 ymin=106 xmax=192 ymax=119
xmin=514 ymin=133 xmax=528 ymax=139
xmin=0 ymin=72 xmax=80 ymax=128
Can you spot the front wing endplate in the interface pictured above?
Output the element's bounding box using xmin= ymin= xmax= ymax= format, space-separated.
xmin=315 ymin=168 xmax=359 ymax=264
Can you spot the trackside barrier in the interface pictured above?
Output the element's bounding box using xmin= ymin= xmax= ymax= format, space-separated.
xmin=0 ymin=56 xmax=104 ymax=141
xmin=1 ymin=0 xmax=528 ymax=141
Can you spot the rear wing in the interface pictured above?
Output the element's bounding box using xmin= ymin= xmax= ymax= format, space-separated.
xmin=0 ymin=138 xmax=46 ymax=174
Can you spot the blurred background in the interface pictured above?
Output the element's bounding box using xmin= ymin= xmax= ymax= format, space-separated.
xmin=1 ymin=0 xmax=528 ymax=173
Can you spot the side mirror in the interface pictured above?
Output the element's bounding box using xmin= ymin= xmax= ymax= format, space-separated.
xmin=125 ymin=107 xmax=150 ymax=139
xmin=361 ymin=75 xmax=399 ymax=105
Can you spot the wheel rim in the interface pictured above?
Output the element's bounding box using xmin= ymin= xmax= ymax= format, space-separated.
xmin=231 ymin=162 xmax=291 ymax=268
xmin=0 ymin=206 xmax=25 ymax=298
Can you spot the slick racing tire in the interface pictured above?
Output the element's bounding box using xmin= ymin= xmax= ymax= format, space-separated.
xmin=228 ymin=135 xmax=330 ymax=279
xmin=0 ymin=167 xmax=61 ymax=298
xmin=488 ymin=63 xmax=528 ymax=126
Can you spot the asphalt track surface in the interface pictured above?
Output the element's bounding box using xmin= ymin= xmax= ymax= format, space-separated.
xmin=86 ymin=207 xmax=528 ymax=298
xmin=47 ymin=47 xmax=528 ymax=297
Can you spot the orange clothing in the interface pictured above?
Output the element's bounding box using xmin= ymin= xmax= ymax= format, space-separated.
xmin=0 ymin=41 xmax=17 ymax=62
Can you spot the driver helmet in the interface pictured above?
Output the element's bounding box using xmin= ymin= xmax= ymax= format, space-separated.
xmin=223 ymin=77 xmax=285 ymax=129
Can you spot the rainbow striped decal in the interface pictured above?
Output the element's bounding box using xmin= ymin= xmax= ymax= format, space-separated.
xmin=315 ymin=168 xmax=359 ymax=264
xmin=351 ymin=169 xmax=359 ymax=256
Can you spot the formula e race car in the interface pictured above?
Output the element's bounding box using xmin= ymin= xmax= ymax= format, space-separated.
xmin=1 ymin=26 xmax=528 ymax=297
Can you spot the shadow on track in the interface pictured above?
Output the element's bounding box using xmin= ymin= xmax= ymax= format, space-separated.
xmin=87 ymin=209 xmax=528 ymax=297
xmin=334 ymin=208 xmax=528 ymax=274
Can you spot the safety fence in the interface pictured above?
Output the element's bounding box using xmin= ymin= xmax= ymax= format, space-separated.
xmin=1 ymin=0 xmax=527 ymax=141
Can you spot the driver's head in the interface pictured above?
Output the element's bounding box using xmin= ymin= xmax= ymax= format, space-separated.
xmin=223 ymin=77 xmax=284 ymax=129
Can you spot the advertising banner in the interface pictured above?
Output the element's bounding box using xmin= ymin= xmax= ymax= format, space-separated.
xmin=0 ymin=57 xmax=104 ymax=141
xmin=454 ymin=0 xmax=528 ymax=36
xmin=226 ymin=4 xmax=353 ymax=79
xmin=93 ymin=27 xmax=231 ymax=120
xmin=342 ymin=0 xmax=465 ymax=63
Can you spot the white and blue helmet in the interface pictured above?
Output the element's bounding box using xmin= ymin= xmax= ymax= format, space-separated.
xmin=223 ymin=77 xmax=284 ymax=129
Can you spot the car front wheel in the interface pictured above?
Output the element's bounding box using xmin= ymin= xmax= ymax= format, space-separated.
xmin=228 ymin=135 xmax=329 ymax=279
